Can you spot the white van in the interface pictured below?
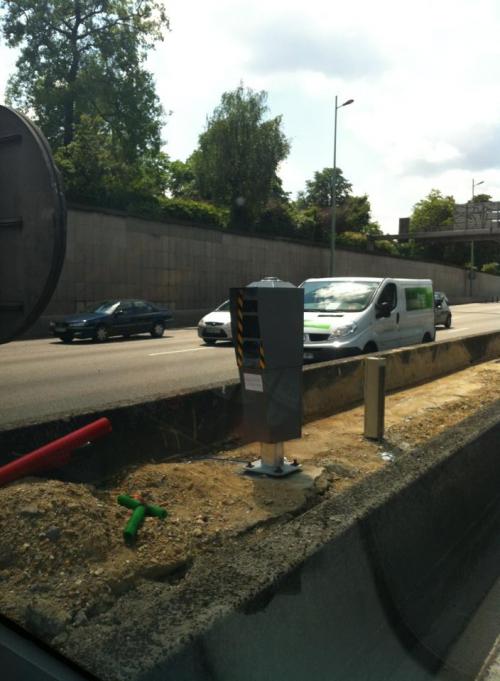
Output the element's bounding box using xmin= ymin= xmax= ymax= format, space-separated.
xmin=302 ymin=277 xmax=436 ymax=362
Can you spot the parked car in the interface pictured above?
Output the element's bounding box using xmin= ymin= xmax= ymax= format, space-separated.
xmin=197 ymin=300 xmax=232 ymax=344
xmin=49 ymin=300 xmax=173 ymax=342
xmin=434 ymin=291 xmax=452 ymax=328
xmin=302 ymin=277 xmax=436 ymax=362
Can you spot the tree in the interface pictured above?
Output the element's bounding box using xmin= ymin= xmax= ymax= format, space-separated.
xmin=336 ymin=231 xmax=368 ymax=250
xmin=297 ymin=167 xmax=352 ymax=208
xmin=471 ymin=193 xmax=492 ymax=204
xmin=336 ymin=194 xmax=371 ymax=233
xmin=1 ymin=0 xmax=168 ymax=159
xmin=410 ymin=190 xmax=456 ymax=262
xmin=362 ymin=221 xmax=383 ymax=236
xmin=53 ymin=114 xmax=169 ymax=205
xmin=269 ymin=174 xmax=292 ymax=203
xmin=165 ymin=159 xmax=198 ymax=199
xmin=255 ymin=200 xmax=297 ymax=237
xmin=191 ymin=84 xmax=290 ymax=228
xmin=295 ymin=170 xmax=372 ymax=241
xmin=481 ymin=262 xmax=500 ymax=275
xmin=410 ymin=189 xmax=455 ymax=232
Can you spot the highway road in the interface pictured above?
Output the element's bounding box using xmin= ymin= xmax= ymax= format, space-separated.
xmin=1 ymin=302 xmax=499 ymax=429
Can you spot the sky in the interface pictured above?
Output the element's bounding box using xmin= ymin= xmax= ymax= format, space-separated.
xmin=2 ymin=0 xmax=500 ymax=233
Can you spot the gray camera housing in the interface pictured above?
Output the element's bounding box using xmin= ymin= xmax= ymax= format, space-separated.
xmin=230 ymin=278 xmax=304 ymax=443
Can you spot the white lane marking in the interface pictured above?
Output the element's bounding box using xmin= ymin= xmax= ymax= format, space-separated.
xmin=148 ymin=347 xmax=218 ymax=357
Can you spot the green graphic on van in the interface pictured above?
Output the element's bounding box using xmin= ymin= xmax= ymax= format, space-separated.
xmin=405 ymin=287 xmax=433 ymax=311
xmin=303 ymin=322 xmax=332 ymax=330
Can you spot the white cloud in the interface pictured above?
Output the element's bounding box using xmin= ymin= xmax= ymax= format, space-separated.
xmin=245 ymin=20 xmax=386 ymax=78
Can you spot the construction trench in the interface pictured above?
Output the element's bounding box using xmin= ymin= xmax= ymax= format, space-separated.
xmin=0 ymin=334 xmax=499 ymax=681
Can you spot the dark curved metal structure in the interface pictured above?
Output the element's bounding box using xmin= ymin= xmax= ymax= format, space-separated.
xmin=0 ymin=105 xmax=66 ymax=344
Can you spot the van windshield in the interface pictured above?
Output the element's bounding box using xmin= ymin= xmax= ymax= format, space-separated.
xmin=302 ymin=281 xmax=380 ymax=312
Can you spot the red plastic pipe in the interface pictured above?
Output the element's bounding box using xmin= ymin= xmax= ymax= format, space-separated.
xmin=0 ymin=417 xmax=112 ymax=487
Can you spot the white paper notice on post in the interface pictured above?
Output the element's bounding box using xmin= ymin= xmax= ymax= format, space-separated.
xmin=243 ymin=373 xmax=264 ymax=392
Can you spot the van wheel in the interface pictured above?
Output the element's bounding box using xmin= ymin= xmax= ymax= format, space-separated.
xmin=422 ymin=332 xmax=432 ymax=343
xmin=445 ymin=314 xmax=452 ymax=328
xmin=363 ymin=341 xmax=378 ymax=353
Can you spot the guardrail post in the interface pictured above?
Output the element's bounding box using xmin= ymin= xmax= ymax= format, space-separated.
xmin=364 ymin=356 xmax=386 ymax=440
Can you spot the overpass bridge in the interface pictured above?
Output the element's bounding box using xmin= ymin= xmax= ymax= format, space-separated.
xmin=398 ymin=201 xmax=500 ymax=243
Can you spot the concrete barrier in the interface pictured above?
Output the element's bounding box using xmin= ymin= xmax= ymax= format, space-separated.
xmin=1 ymin=330 xmax=500 ymax=481
xmin=303 ymin=329 xmax=500 ymax=420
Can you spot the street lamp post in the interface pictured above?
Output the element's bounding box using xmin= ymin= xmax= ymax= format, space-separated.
xmin=472 ymin=178 xmax=484 ymax=199
xmin=470 ymin=179 xmax=484 ymax=296
xmin=330 ymin=96 xmax=354 ymax=276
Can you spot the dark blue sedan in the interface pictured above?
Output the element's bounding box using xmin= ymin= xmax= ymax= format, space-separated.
xmin=49 ymin=300 xmax=173 ymax=343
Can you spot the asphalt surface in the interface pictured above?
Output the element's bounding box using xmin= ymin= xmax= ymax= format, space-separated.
xmin=1 ymin=302 xmax=499 ymax=429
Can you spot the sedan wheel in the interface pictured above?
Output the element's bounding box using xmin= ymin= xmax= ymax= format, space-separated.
xmin=445 ymin=314 xmax=452 ymax=328
xmin=151 ymin=322 xmax=165 ymax=338
xmin=95 ymin=325 xmax=109 ymax=342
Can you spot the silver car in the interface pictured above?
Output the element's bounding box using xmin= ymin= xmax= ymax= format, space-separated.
xmin=434 ymin=291 xmax=452 ymax=328
xmin=197 ymin=300 xmax=232 ymax=344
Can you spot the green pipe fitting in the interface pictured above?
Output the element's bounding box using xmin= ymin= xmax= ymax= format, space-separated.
xmin=117 ymin=494 xmax=167 ymax=519
xmin=123 ymin=505 xmax=146 ymax=540
xmin=118 ymin=494 xmax=168 ymax=541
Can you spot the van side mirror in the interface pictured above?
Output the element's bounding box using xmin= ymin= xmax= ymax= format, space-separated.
xmin=376 ymin=302 xmax=392 ymax=319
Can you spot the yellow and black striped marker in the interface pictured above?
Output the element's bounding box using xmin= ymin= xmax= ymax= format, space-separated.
xmin=259 ymin=343 xmax=266 ymax=369
xmin=236 ymin=291 xmax=244 ymax=368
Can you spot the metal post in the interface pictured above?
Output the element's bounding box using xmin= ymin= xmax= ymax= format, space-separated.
xmin=470 ymin=178 xmax=483 ymax=298
xmin=330 ymin=96 xmax=338 ymax=276
xmin=260 ymin=442 xmax=284 ymax=470
xmin=470 ymin=239 xmax=475 ymax=297
xmin=364 ymin=356 xmax=386 ymax=440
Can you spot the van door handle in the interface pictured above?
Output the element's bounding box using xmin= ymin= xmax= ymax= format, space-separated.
xmin=396 ymin=312 xmax=400 ymax=324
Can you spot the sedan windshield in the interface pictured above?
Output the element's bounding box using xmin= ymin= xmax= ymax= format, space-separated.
xmin=85 ymin=301 xmax=120 ymax=314
xmin=302 ymin=281 xmax=380 ymax=312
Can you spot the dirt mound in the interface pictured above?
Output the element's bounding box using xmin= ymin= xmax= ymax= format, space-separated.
xmin=0 ymin=459 xmax=322 ymax=641
xmin=0 ymin=479 xmax=117 ymax=572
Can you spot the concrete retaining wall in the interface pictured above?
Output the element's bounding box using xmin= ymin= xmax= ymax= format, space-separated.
xmin=45 ymin=207 xmax=500 ymax=321
xmin=2 ymin=330 xmax=500 ymax=482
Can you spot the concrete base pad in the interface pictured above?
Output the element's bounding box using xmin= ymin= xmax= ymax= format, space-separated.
xmin=243 ymin=457 xmax=302 ymax=477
